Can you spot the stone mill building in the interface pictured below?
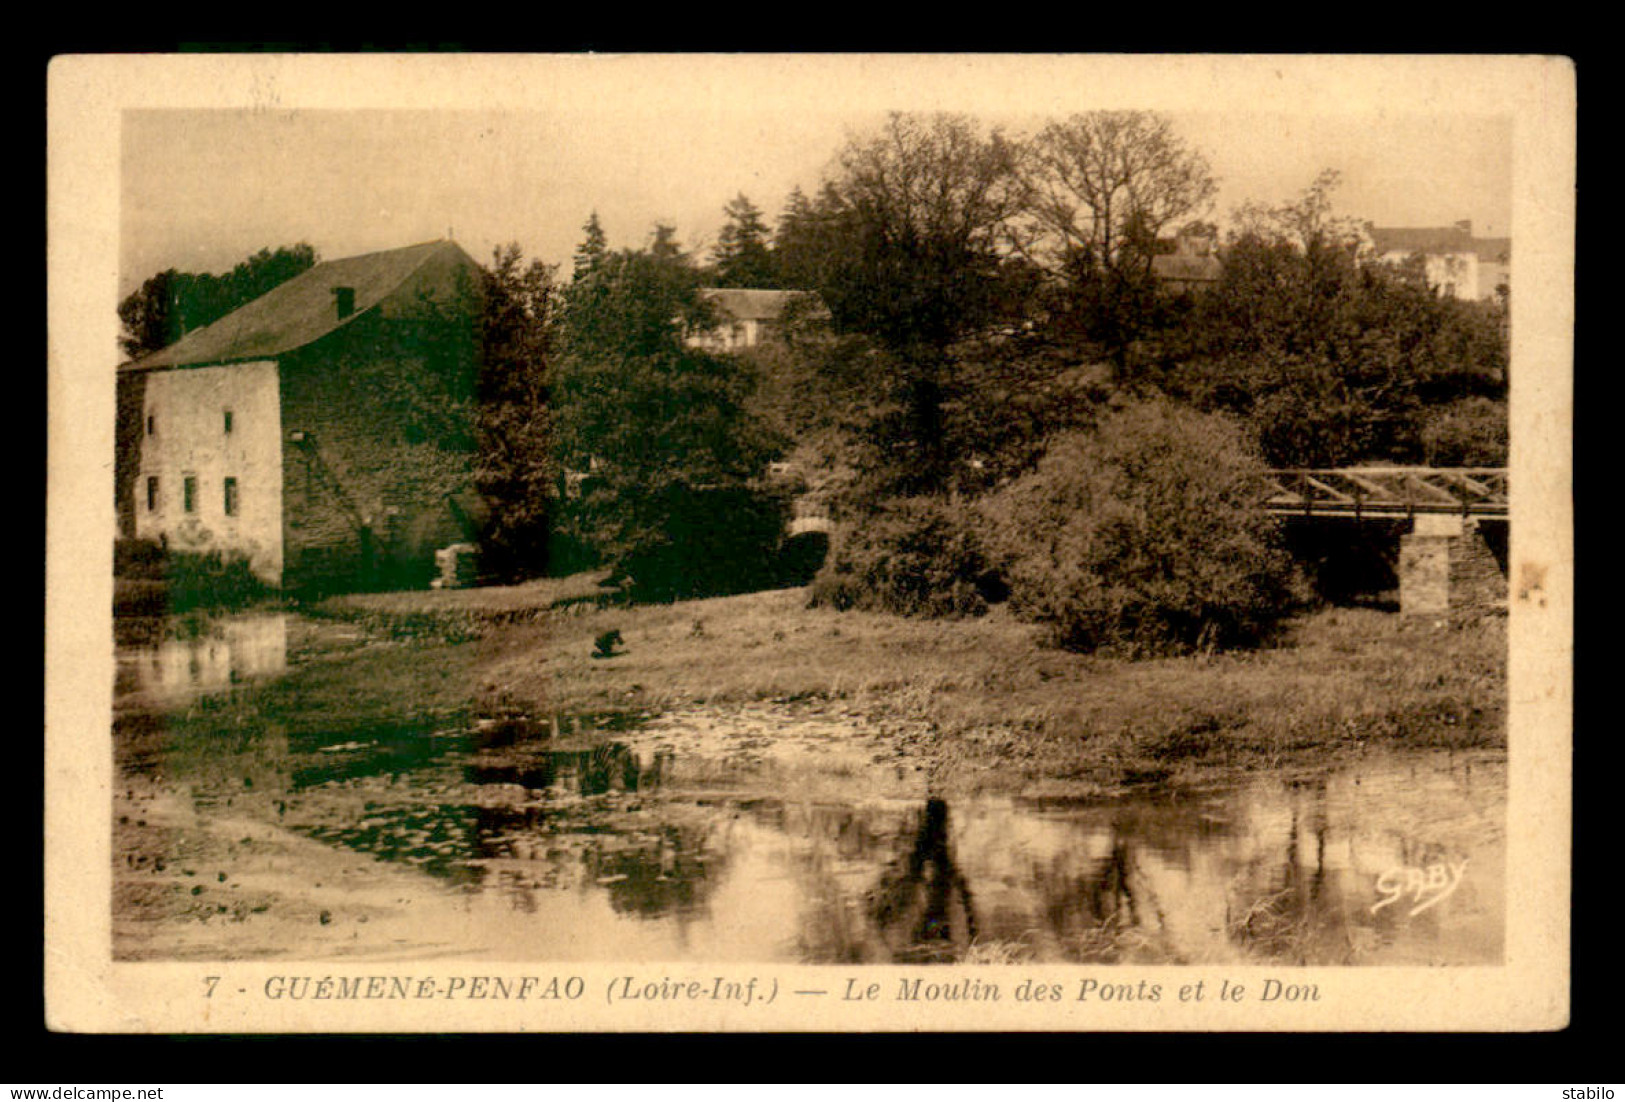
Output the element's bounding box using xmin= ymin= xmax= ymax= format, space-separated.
xmin=116 ymin=239 xmax=486 ymax=592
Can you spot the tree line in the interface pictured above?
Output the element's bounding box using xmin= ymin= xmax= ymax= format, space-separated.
xmin=120 ymin=110 xmax=1509 ymax=650
xmin=119 ymin=244 xmax=321 ymax=359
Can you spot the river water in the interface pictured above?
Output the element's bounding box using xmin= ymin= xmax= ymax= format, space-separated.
xmin=115 ymin=611 xmax=1506 ymax=965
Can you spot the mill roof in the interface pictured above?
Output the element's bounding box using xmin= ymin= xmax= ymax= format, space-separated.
xmin=123 ymin=239 xmax=479 ymax=371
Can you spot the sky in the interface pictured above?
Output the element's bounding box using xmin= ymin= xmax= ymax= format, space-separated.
xmin=119 ymin=103 xmax=1512 ymax=298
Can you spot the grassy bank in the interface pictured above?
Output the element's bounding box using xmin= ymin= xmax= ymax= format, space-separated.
xmin=124 ymin=576 xmax=1506 ymax=795
xmin=487 ymin=585 xmax=1505 ymax=791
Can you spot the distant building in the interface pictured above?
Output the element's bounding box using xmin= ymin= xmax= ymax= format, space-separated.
xmin=1366 ymin=219 xmax=1510 ymax=301
xmin=1151 ymin=229 xmax=1223 ymax=294
xmin=116 ymin=239 xmax=485 ymax=591
xmin=691 ymin=288 xmax=828 ymax=351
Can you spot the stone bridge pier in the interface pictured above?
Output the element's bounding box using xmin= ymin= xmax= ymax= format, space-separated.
xmin=1397 ymin=514 xmax=1508 ymax=617
xmin=1264 ymin=468 xmax=1509 ymax=617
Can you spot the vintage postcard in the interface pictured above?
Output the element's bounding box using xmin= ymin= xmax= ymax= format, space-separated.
xmin=45 ymin=53 xmax=1574 ymax=1033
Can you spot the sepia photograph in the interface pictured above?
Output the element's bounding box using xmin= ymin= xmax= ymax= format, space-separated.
xmin=45 ymin=53 xmax=1573 ymax=1032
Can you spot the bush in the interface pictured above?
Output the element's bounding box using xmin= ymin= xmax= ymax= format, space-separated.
xmin=1420 ymin=397 xmax=1508 ymax=467
xmin=113 ymin=539 xmax=269 ymax=613
xmin=114 ymin=537 xmax=166 ymax=579
xmin=164 ymin=550 xmax=268 ymax=611
xmin=609 ymin=482 xmax=792 ymax=603
xmin=809 ymin=495 xmax=996 ymax=618
xmin=1249 ymin=364 xmax=1386 ymax=467
xmin=984 ymin=400 xmax=1304 ymax=655
xmin=114 ymin=547 xmax=268 ymax=614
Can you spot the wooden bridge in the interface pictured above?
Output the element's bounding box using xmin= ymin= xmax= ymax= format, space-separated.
xmin=1263 ymin=468 xmax=1508 ymax=521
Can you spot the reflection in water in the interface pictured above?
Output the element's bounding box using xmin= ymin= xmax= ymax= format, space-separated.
xmin=866 ymin=799 xmax=977 ymax=963
xmin=471 ymin=801 xmax=718 ymax=920
xmin=304 ymin=802 xmax=485 ymax=884
xmin=116 ymin=613 xmax=287 ymax=699
xmin=269 ymin=730 xmax=1502 ymax=964
xmin=465 ymin=743 xmax=666 ymax=798
xmin=289 ymin=724 xmax=463 ymax=789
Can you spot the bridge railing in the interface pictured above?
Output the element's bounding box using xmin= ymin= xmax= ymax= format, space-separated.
xmin=1263 ymin=467 xmax=1508 ymax=520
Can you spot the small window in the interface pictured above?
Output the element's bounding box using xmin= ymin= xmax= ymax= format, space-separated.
xmin=183 ymin=476 xmax=197 ymax=514
xmin=146 ymin=413 xmax=155 ymax=436
xmin=223 ymin=477 xmax=239 ymax=517
xmin=146 ymin=476 xmax=158 ymax=512
xmin=224 ymin=410 xmax=234 ymax=435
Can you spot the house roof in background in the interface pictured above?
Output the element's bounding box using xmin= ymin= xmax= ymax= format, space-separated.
xmin=124 ymin=239 xmax=478 ymax=371
xmin=1151 ymin=254 xmax=1223 ymax=283
xmin=1368 ymin=226 xmax=1511 ymax=265
xmin=699 ymin=287 xmax=822 ymax=322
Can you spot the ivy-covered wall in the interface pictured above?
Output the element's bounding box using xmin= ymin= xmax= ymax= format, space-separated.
xmin=278 ymin=311 xmax=478 ymax=593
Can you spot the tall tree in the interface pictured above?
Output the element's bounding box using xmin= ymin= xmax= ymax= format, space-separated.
xmin=1229 ymin=169 xmax=1372 ymax=254
xmin=226 ymin=243 xmax=321 ymax=304
xmin=809 ymin=113 xmax=1025 ymax=494
xmin=572 ymin=211 xmax=609 ymax=282
xmin=118 ymin=243 xmax=319 ymax=358
xmin=648 ymin=222 xmax=685 ymax=264
xmin=553 ymin=242 xmax=788 ymax=599
xmin=822 ymin=113 xmax=1024 ymax=354
xmin=772 ymin=183 xmax=843 ymax=292
xmin=711 ymin=193 xmax=777 ymax=287
xmin=1020 ymin=111 xmax=1217 ymax=278
xmin=1018 ymin=112 xmax=1216 ymax=367
xmin=474 ymin=243 xmax=561 ymax=580
xmin=118 ymin=270 xmax=184 ymax=359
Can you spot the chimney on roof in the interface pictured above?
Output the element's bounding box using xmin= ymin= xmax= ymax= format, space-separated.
xmin=1455 ymin=219 xmax=1473 ymax=238
xmin=332 ymin=286 xmax=356 ymax=319
xmin=1175 ymin=229 xmax=1214 ymax=258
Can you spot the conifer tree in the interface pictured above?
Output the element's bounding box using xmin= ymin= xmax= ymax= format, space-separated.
xmin=712 ymin=193 xmax=777 ymax=288
xmin=571 ymin=211 xmax=608 ymax=282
